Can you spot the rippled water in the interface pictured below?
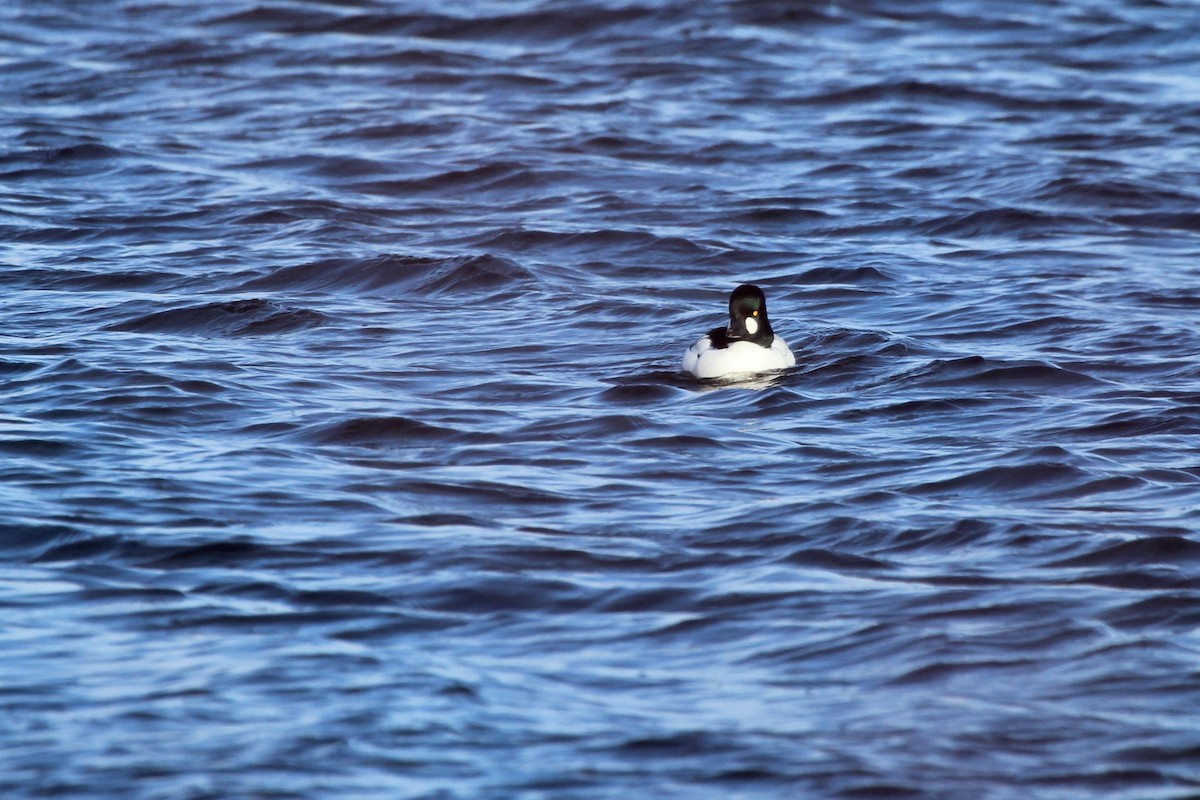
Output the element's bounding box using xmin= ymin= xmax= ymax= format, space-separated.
xmin=4 ymin=1 xmax=1200 ymax=797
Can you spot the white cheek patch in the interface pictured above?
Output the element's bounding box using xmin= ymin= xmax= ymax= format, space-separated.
xmin=744 ymin=316 xmax=759 ymax=335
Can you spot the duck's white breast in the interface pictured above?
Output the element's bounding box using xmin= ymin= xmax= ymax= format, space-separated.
xmin=683 ymin=336 xmax=794 ymax=379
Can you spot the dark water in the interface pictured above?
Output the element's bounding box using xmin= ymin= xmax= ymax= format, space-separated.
xmin=4 ymin=1 xmax=1200 ymax=797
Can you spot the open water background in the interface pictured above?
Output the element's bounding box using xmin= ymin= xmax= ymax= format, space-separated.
xmin=3 ymin=1 xmax=1200 ymax=797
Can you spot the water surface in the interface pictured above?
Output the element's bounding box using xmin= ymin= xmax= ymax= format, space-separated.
xmin=3 ymin=1 xmax=1200 ymax=798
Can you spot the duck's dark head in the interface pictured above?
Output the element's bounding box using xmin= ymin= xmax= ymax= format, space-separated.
xmin=726 ymin=284 xmax=775 ymax=344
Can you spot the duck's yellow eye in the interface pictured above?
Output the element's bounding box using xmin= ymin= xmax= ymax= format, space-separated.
xmin=752 ymin=310 xmax=759 ymax=317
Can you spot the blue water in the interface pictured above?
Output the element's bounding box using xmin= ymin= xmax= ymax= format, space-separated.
xmin=3 ymin=1 xmax=1200 ymax=798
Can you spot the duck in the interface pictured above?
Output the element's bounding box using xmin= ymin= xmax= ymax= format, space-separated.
xmin=682 ymin=284 xmax=796 ymax=379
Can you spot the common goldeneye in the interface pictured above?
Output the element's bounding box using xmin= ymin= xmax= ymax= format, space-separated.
xmin=682 ymin=284 xmax=796 ymax=379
